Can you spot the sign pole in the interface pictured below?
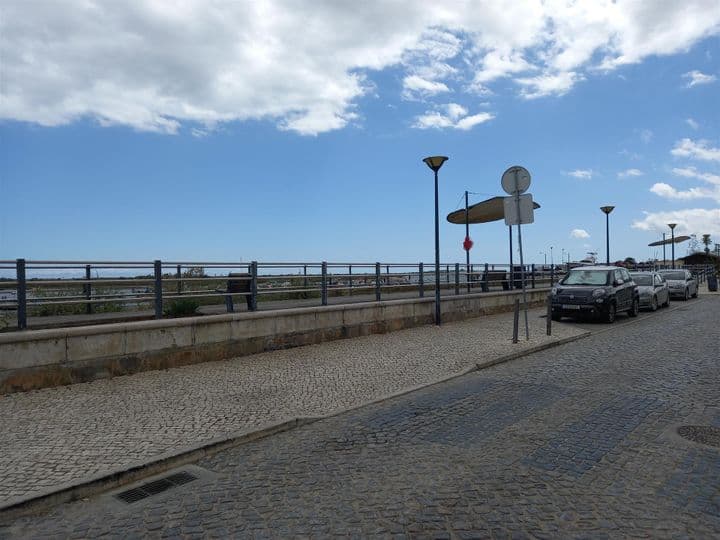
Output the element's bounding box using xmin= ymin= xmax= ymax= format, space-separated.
xmin=514 ymin=170 xmax=529 ymax=340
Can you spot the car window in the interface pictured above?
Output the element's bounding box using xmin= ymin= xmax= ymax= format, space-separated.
xmin=561 ymin=270 xmax=610 ymax=285
xmin=654 ymin=275 xmax=663 ymax=286
xmin=621 ymin=269 xmax=631 ymax=281
xmin=632 ymin=274 xmax=652 ymax=285
xmin=660 ymin=271 xmax=685 ymax=280
xmin=614 ymin=269 xmax=624 ymax=283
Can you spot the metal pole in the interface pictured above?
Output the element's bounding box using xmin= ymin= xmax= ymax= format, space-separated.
xmin=514 ymin=171 xmax=529 ymax=340
xmin=606 ymin=213 xmax=611 ymax=265
xmin=531 ymin=264 xmax=535 ymax=289
xmin=348 ymin=264 xmax=352 ymax=295
xmin=671 ymin=230 xmax=676 ymax=269
xmin=321 ymin=262 xmax=328 ymax=306
xmin=455 ymin=263 xmax=460 ymax=295
xmin=85 ymin=264 xmax=93 ymax=314
xmin=434 ymin=169 xmax=441 ymax=325
xmin=375 ymin=262 xmax=381 ymax=301
xmin=176 ymin=264 xmax=182 ymax=295
xmin=16 ymin=258 xmax=27 ymax=330
xmin=465 ymin=190 xmax=470 ymax=293
xmin=546 ymin=294 xmax=552 ymax=336
xmin=508 ymin=226 xmax=513 ymax=286
xmin=303 ymin=264 xmax=308 ymax=289
xmin=250 ymin=261 xmax=258 ymax=311
xmin=153 ymin=260 xmax=163 ymax=319
xmin=419 ymin=262 xmax=424 ymax=297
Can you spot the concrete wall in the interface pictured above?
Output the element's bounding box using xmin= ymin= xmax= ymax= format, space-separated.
xmin=0 ymin=288 xmax=549 ymax=394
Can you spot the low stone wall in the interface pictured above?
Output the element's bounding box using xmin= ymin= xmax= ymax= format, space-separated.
xmin=0 ymin=288 xmax=549 ymax=394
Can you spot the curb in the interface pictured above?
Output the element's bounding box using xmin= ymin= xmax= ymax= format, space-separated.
xmin=0 ymin=327 xmax=591 ymax=519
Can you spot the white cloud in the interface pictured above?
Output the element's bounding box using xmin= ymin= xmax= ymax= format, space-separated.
xmin=2 ymin=1 xmax=720 ymax=134
xmin=671 ymin=138 xmax=720 ymax=162
xmin=632 ymin=208 xmax=720 ymax=237
xmin=402 ymin=76 xmax=450 ymax=97
xmin=412 ymin=103 xmax=494 ymax=131
xmin=618 ymin=168 xmax=644 ymax=178
xmin=570 ymin=229 xmax=590 ymax=239
xmin=672 ymin=167 xmax=720 ymax=185
xmin=650 ymin=166 xmax=720 ymax=203
xmin=565 ymin=169 xmax=594 ymax=179
xmin=682 ymin=70 xmax=717 ymax=87
xmin=686 ymin=118 xmax=699 ymax=130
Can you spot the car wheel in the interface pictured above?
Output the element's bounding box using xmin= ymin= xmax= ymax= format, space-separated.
xmin=628 ymin=297 xmax=639 ymax=317
xmin=650 ymin=296 xmax=658 ymax=311
xmin=604 ymin=303 xmax=616 ymax=323
xmin=683 ymin=288 xmax=689 ymax=301
xmin=663 ymin=294 xmax=670 ymax=307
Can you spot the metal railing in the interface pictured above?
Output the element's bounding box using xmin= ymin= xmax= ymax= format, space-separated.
xmin=0 ymin=259 xmax=565 ymax=331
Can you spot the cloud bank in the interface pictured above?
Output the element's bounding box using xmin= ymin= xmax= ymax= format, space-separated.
xmin=2 ymin=0 xmax=720 ymax=135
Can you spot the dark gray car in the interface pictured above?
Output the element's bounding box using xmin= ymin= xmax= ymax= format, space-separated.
xmin=658 ymin=269 xmax=698 ymax=300
xmin=551 ymin=265 xmax=639 ymax=323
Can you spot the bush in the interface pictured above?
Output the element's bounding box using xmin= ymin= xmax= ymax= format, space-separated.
xmin=163 ymin=299 xmax=200 ymax=318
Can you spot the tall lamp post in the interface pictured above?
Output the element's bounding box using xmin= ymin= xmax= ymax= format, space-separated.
xmin=600 ymin=206 xmax=615 ymax=265
xmin=668 ymin=223 xmax=677 ymax=268
xmin=662 ymin=233 xmax=666 ymax=267
xmin=423 ymin=155 xmax=448 ymax=325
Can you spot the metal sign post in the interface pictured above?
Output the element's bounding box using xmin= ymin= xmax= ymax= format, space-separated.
xmin=501 ymin=166 xmax=533 ymax=341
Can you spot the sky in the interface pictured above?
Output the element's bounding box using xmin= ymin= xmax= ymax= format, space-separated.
xmin=1 ymin=0 xmax=720 ymax=268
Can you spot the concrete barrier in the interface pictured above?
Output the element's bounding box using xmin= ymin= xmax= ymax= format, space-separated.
xmin=0 ymin=288 xmax=550 ymax=394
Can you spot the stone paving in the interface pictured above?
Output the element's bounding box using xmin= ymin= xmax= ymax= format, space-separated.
xmin=1 ymin=295 xmax=717 ymax=537
xmin=0 ymin=306 xmax=584 ymax=508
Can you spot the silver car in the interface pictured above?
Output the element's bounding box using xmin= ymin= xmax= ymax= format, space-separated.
xmin=658 ymin=269 xmax=698 ymax=301
xmin=630 ymin=272 xmax=670 ymax=311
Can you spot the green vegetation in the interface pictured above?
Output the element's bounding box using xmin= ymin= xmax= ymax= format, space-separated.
xmin=163 ymin=299 xmax=200 ymax=318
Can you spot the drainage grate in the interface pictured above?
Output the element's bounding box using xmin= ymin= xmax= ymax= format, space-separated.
xmin=677 ymin=425 xmax=720 ymax=448
xmin=115 ymin=471 xmax=198 ymax=504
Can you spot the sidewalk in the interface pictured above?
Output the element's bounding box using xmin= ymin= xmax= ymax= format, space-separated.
xmin=0 ymin=307 xmax=586 ymax=511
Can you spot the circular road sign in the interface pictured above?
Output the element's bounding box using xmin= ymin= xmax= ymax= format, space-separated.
xmin=501 ymin=166 xmax=531 ymax=195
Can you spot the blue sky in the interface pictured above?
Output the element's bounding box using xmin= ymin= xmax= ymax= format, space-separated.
xmin=1 ymin=1 xmax=719 ymax=267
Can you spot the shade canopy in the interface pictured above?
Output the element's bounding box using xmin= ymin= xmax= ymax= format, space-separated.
xmin=647 ymin=235 xmax=690 ymax=247
xmin=446 ymin=195 xmax=541 ymax=224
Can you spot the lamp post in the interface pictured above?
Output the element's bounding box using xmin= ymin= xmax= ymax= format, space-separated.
xmin=668 ymin=223 xmax=677 ymax=268
xmin=600 ymin=206 xmax=615 ymax=265
xmin=540 ymin=251 xmax=546 ymax=265
xmin=423 ymin=155 xmax=448 ymax=325
xmin=550 ymin=246 xmax=554 ymax=267
xmin=662 ymin=233 xmax=666 ymax=267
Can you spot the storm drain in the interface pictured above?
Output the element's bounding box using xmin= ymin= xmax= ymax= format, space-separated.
xmin=677 ymin=425 xmax=720 ymax=448
xmin=115 ymin=471 xmax=198 ymax=504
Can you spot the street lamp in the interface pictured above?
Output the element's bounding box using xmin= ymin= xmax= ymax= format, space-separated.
xmin=540 ymin=251 xmax=546 ymax=265
xmin=600 ymin=206 xmax=615 ymax=265
xmin=668 ymin=223 xmax=677 ymax=269
xmin=423 ymin=155 xmax=448 ymax=325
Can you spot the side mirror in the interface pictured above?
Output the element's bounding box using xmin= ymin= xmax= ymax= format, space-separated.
xmin=613 ymin=279 xmax=623 ymax=286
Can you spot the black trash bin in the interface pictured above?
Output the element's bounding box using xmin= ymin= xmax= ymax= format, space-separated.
xmin=708 ymin=274 xmax=718 ymax=292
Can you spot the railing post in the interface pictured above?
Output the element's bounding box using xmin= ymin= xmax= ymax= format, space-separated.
xmin=176 ymin=264 xmax=182 ymax=295
xmin=550 ymin=264 xmax=555 ymax=286
xmin=455 ymin=263 xmax=460 ymax=295
xmin=348 ymin=264 xmax=352 ymax=295
xmin=250 ymin=261 xmax=258 ymax=311
xmin=303 ymin=265 xmax=308 ymax=289
xmin=446 ymin=264 xmax=450 ymax=284
xmin=375 ymin=262 xmax=381 ymax=301
xmin=531 ymin=264 xmax=536 ymax=289
xmin=85 ymin=264 xmax=93 ymax=314
xmin=419 ymin=262 xmax=424 ymax=298
xmin=153 ymin=260 xmax=163 ymax=319
xmin=321 ymin=262 xmax=328 ymax=306
xmin=16 ymin=258 xmax=27 ymax=330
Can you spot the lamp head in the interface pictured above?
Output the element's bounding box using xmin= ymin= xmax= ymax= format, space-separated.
xmin=423 ymin=156 xmax=448 ymax=172
xmin=668 ymin=223 xmax=677 ymax=230
xmin=600 ymin=206 xmax=615 ymax=215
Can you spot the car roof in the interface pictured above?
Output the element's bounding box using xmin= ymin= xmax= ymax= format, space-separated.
xmin=568 ymin=265 xmax=617 ymax=271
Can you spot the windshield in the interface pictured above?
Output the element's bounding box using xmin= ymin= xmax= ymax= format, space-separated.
xmin=660 ymin=271 xmax=685 ymax=280
xmin=561 ymin=270 xmax=610 ymax=286
xmin=631 ymin=275 xmax=652 ymax=286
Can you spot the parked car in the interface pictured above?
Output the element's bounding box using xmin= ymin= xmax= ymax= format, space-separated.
xmin=630 ymin=271 xmax=670 ymax=311
xmin=551 ymin=265 xmax=639 ymax=323
xmin=657 ymin=269 xmax=698 ymax=300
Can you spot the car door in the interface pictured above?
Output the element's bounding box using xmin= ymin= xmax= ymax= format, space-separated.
xmin=621 ymin=268 xmax=635 ymax=308
xmin=654 ymin=273 xmax=668 ymax=305
xmin=687 ymin=270 xmax=697 ymax=296
xmin=614 ymin=269 xmax=628 ymax=310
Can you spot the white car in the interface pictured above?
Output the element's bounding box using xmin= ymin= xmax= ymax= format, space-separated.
xmin=657 ymin=269 xmax=698 ymax=301
xmin=630 ymin=272 xmax=670 ymax=311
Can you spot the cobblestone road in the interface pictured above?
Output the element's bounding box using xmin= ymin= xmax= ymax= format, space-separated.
xmin=0 ymin=307 xmax=584 ymax=507
xmin=2 ymin=295 xmax=717 ymax=537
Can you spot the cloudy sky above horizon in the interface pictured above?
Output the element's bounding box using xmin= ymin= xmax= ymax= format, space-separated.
xmin=1 ymin=0 xmax=719 ymax=263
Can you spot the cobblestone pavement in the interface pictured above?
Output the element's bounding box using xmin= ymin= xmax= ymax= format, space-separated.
xmin=1 ymin=296 xmax=717 ymax=537
xmin=0 ymin=307 xmax=584 ymax=507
